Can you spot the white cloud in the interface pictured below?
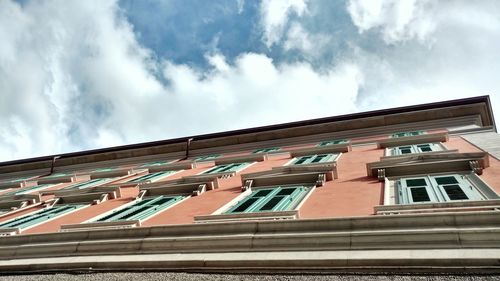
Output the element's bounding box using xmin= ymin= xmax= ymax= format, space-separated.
xmin=162 ymin=53 xmax=362 ymax=132
xmin=260 ymin=0 xmax=308 ymax=47
xmin=0 ymin=0 xmax=363 ymax=161
xmin=347 ymin=0 xmax=436 ymax=44
xmin=345 ymin=1 xmax=500 ymax=117
xmin=0 ymin=0 xmax=164 ymax=160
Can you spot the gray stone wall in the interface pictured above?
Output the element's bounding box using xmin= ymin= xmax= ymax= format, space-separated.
xmin=462 ymin=132 xmax=500 ymax=160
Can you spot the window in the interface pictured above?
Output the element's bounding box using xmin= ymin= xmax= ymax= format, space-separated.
xmin=226 ymin=186 xmax=310 ymax=214
xmin=289 ymin=154 xmax=338 ymax=165
xmin=196 ymin=154 xmax=220 ymax=161
xmin=63 ymin=178 xmax=113 ymax=190
xmin=93 ymin=195 xmax=184 ymax=222
xmin=202 ymin=162 xmax=250 ymax=174
xmin=391 ymin=131 xmax=423 ymax=138
xmin=126 ymin=171 xmax=175 ymax=183
xmin=0 ymin=204 xmax=85 ymax=230
xmin=389 ymin=143 xmax=444 ymax=156
xmin=397 ymin=174 xmax=485 ymax=204
xmin=5 ymin=184 xmax=55 ymax=196
xmin=317 ymin=139 xmax=347 ymax=147
xmin=253 ymin=147 xmax=280 ymax=154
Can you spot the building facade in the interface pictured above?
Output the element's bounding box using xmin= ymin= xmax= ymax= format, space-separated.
xmin=0 ymin=96 xmax=499 ymax=273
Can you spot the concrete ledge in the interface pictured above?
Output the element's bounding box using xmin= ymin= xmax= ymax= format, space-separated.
xmin=376 ymin=133 xmax=449 ymax=148
xmin=376 ymin=199 xmax=500 ymax=214
xmin=0 ymin=249 xmax=499 ymax=273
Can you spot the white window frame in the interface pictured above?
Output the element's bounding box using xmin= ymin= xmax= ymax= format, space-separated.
xmin=389 ymin=172 xmax=492 ymax=205
xmin=284 ymin=153 xmax=340 ymax=166
xmin=386 ymin=143 xmax=446 ymax=156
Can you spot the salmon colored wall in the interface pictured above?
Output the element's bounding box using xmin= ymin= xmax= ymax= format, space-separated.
xmin=9 ymin=131 xmax=500 ymax=235
xmin=142 ymin=155 xmax=292 ymax=226
xmin=24 ymin=198 xmax=135 ymax=234
xmin=446 ymin=136 xmax=500 ymax=194
xmin=23 ymin=186 xmax=139 ymax=234
xmin=299 ymin=144 xmax=383 ymax=218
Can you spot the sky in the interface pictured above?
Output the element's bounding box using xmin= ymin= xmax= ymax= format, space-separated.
xmin=0 ymin=0 xmax=499 ymax=161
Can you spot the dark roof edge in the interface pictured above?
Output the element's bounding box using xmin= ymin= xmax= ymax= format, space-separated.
xmin=0 ymin=95 xmax=494 ymax=168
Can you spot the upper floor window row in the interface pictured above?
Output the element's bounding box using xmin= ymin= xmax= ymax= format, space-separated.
xmin=253 ymin=147 xmax=280 ymax=154
xmin=202 ymin=162 xmax=251 ymax=174
xmin=288 ymin=153 xmax=338 ymax=165
xmin=317 ymin=139 xmax=348 ymax=147
xmin=388 ymin=143 xmax=444 ymax=156
xmin=391 ymin=131 xmax=424 ymax=138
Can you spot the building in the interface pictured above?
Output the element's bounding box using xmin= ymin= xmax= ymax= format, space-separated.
xmin=0 ymin=96 xmax=499 ymax=274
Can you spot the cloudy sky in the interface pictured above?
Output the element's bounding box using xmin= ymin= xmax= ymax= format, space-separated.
xmin=0 ymin=0 xmax=499 ymax=161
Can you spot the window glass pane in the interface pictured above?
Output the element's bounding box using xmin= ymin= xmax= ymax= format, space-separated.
xmin=277 ymin=188 xmax=295 ymax=196
xmin=232 ymin=197 xmax=260 ymax=213
xmin=410 ymin=187 xmax=431 ymax=202
xmin=253 ymin=189 xmax=273 ymax=197
xmin=443 ymin=185 xmax=468 ymax=200
xmin=417 ymin=144 xmax=432 ymax=152
xmin=405 ymin=178 xmax=427 ymax=187
xmin=435 ymin=176 xmax=458 ymax=185
xmin=259 ymin=196 xmax=284 ymax=211
xmin=400 ymin=147 xmax=412 ymax=154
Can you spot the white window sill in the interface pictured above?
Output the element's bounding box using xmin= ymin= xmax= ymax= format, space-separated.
xmin=194 ymin=210 xmax=299 ymax=224
xmin=375 ymin=199 xmax=500 ymax=215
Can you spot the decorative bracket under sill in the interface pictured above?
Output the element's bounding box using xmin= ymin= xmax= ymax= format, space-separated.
xmin=378 ymin=169 xmax=386 ymax=182
xmin=242 ymin=180 xmax=253 ymax=192
xmin=470 ymin=160 xmax=483 ymax=175
xmin=0 ymin=227 xmax=20 ymax=236
xmin=137 ymin=190 xmax=147 ymax=200
xmin=92 ymin=193 xmax=109 ymax=205
xmin=192 ymin=184 xmax=207 ymax=196
xmin=316 ymin=173 xmax=326 ymax=187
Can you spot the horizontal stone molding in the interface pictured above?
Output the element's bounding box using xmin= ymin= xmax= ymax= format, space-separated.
xmin=367 ymin=152 xmax=489 ymax=179
xmin=0 ymin=211 xmax=499 ymax=263
xmin=2 ymin=249 xmax=500 ymax=273
xmin=375 ymin=199 xmax=500 ymax=215
xmin=376 ymin=133 xmax=449 ymax=148
xmin=194 ymin=210 xmax=299 ymax=223
xmin=60 ymin=220 xmax=141 ymax=232
xmin=287 ymin=142 xmax=351 ymax=157
xmin=212 ymin=154 xmax=268 ymax=165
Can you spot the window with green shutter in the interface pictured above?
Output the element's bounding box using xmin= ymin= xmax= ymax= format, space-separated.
xmin=196 ymin=154 xmax=220 ymax=161
xmin=5 ymin=184 xmax=55 ymax=196
xmin=389 ymin=143 xmax=444 ymax=156
xmin=253 ymin=147 xmax=280 ymax=154
xmin=126 ymin=171 xmax=176 ymax=183
xmin=93 ymin=195 xmax=184 ymax=222
xmin=63 ymin=178 xmax=113 ymax=190
xmin=391 ymin=131 xmax=424 ymax=138
xmin=0 ymin=204 xmax=85 ymax=230
xmin=289 ymin=154 xmax=338 ymax=165
xmin=317 ymin=139 xmax=347 ymax=146
xmin=202 ymin=162 xmax=250 ymax=174
xmin=397 ymin=174 xmax=484 ymax=204
xmin=226 ymin=186 xmax=309 ymax=214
